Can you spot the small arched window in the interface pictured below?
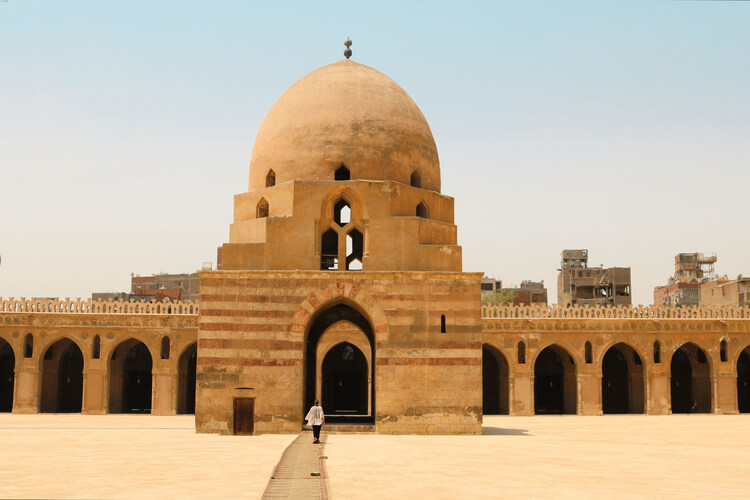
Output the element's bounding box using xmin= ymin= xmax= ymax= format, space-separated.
xmin=410 ymin=170 xmax=421 ymax=188
xmin=335 ymin=165 xmax=350 ymax=180
xmin=517 ymin=341 xmax=526 ymax=364
xmin=346 ymin=229 xmax=363 ymax=270
xmin=161 ymin=336 xmax=170 ymax=360
xmin=416 ymin=201 xmax=429 ymax=219
xmin=585 ymin=341 xmax=592 ymax=364
xmin=24 ymin=333 xmax=33 ymax=358
xmin=320 ymin=229 xmax=339 ymax=270
xmin=333 ymin=198 xmax=351 ymax=226
xmin=720 ymin=339 xmax=728 ymax=363
xmin=266 ymin=169 xmax=276 ymax=187
xmin=92 ymin=335 xmax=101 ymax=359
xmin=257 ymin=197 xmax=269 ymax=218
xmin=653 ymin=341 xmax=661 ymax=364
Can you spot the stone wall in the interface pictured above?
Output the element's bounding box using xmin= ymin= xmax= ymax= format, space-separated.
xmin=196 ymin=270 xmax=483 ymax=435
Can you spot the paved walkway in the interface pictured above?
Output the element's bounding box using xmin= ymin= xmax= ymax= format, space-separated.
xmin=262 ymin=432 xmax=328 ymax=500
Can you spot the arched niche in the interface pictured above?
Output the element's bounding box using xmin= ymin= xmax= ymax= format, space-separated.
xmin=534 ymin=344 xmax=577 ymax=415
xmin=305 ymin=302 xmax=375 ymax=424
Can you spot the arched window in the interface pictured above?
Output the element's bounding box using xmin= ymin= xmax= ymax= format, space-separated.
xmin=265 ymin=169 xmax=276 ymax=187
xmin=410 ymin=170 xmax=421 ymax=188
xmin=92 ymin=335 xmax=101 ymax=359
xmin=24 ymin=334 xmax=33 ymax=358
xmin=335 ymin=165 xmax=350 ymax=180
xmin=653 ymin=341 xmax=661 ymax=364
xmin=517 ymin=341 xmax=526 ymax=364
xmin=161 ymin=336 xmax=170 ymax=360
xmin=440 ymin=314 xmax=446 ymax=333
xmin=416 ymin=201 xmax=429 ymax=219
xmin=256 ymin=197 xmax=269 ymax=218
xmin=320 ymin=229 xmax=339 ymax=270
xmin=346 ymin=229 xmax=363 ymax=270
xmin=333 ymin=199 xmax=351 ymax=226
xmin=585 ymin=341 xmax=593 ymax=364
xmin=720 ymin=339 xmax=728 ymax=362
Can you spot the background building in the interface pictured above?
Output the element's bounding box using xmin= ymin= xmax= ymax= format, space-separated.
xmin=701 ymin=276 xmax=750 ymax=307
xmin=557 ymin=249 xmax=631 ymax=307
xmin=653 ymin=252 xmax=716 ymax=307
xmin=92 ymin=272 xmax=203 ymax=303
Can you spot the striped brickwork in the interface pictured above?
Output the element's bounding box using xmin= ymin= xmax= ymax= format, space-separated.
xmin=196 ymin=270 xmax=483 ymax=435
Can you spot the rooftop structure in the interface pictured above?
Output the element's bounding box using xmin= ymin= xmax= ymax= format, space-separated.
xmin=557 ymin=249 xmax=631 ymax=307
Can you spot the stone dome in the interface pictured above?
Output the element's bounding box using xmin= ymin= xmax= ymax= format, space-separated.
xmin=248 ymin=59 xmax=441 ymax=192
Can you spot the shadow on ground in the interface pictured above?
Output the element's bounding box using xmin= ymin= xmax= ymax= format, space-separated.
xmin=482 ymin=427 xmax=532 ymax=436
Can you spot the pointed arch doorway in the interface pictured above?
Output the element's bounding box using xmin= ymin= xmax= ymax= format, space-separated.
xmin=306 ymin=304 xmax=375 ymax=424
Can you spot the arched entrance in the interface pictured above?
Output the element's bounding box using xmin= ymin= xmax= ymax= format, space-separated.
xmin=109 ymin=340 xmax=152 ymax=413
xmin=534 ymin=345 xmax=577 ymax=414
xmin=305 ymin=303 xmax=375 ymax=424
xmin=671 ymin=343 xmax=712 ymax=413
xmin=737 ymin=347 xmax=750 ymax=413
xmin=602 ymin=343 xmax=645 ymax=414
xmin=0 ymin=339 xmax=14 ymax=412
xmin=177 ymin=343 xmax=197 ymax=414
xmin=40 ymin=339 xmax=84 ymax=413
xmin=482 ymin=344 xmax=509 ymax=415
xmin=322 ymin=342 xmax=368 ymax=415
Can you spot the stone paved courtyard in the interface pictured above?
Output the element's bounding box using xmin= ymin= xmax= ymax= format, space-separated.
xmin=2 ymin=414 xmax=750 ymax=499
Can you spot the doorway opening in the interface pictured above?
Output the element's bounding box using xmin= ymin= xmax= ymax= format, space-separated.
xmin=178 ymin=343 xmax=197 ymax=414
xmin=109 ymin=340 xmax=153 ymax=413
xmin=737 ymin=347 xmax=750 ymax=413
xmin=534 ymin=345 xmax=577 ymax=414
xmin=602 ymin=343 xmax=645 ymax=414
xmin=671 ymin=342 xmax=712 ymax=413
xmin=482 ymin=344 xmax=509 ymax=415
xmin=40 ymin=339 xmax=84 ymax=413
xmin=305 ymin=303 xmax=375 ymax=424
xmin=0 ymin=339 xmax=15 ymax=412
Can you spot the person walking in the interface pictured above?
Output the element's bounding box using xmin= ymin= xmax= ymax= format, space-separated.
xmin=305 ymin=400 xmax=325 ymax=443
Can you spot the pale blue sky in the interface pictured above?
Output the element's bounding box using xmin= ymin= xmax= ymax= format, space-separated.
xmin=1 ymin=1 xmax=748 ymax=305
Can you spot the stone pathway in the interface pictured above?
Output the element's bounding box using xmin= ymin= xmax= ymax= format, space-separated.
xmin=261 ymin=432 xmax=328 ymax=499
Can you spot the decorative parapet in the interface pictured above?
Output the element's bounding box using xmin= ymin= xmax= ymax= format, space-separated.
xmin=481 ymin=304 xmax=750 ymax=320
xmin=0 ymin=297 xmax=199 ymax=315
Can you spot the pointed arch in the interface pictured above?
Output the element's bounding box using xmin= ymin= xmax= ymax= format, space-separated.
xmin=410 ymin=170 xmax=421 ymax=188
xmin=601 ymin=342 xmax=645 ymax=414
xmin=178 ymin=342 xmax=197 ymax=414
xmin=256 ymin=197 xmax=269 ymax=218
xmin=0 ymin=337 xmax=15 ymax=412
xmin=534 ymin=344 xmax=577 ymax=414
xmin=335 ymin=165 xmax=350 ymax=180
xmin=40 ymin=338 xmax=84 ymax=413
xmin=108 ymin=339 xmax=153 ymax=414
xmin=265 ymin=169 xmax=276 ymax=187
xmin=416 ymin=201 xmax=429 ymax=219
xmin=482 ymin=344 xmax=509 ymax=415
xmin=670 ymin=342 xmax=712 ymax=413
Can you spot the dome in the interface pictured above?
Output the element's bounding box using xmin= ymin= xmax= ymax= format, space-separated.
xmin=248 ymin=59 xmax=441 ymax=192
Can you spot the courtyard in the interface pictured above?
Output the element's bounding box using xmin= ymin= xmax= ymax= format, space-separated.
xmin=1 ymin=414 xmax=749 ymax=499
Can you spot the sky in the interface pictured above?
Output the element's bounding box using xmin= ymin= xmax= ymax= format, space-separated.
xmin=1 ymin=1 xmax=748 ymax=306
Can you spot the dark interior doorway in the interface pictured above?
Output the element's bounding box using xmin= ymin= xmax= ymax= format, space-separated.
xmin=233 ymin=397 xmax=254 ymax=435
xmin=602 ymin=343 xmax=645 ymax=414
xmin=671 ymin=343 xmax=711 ymax=413
xmin=322 ymin=342 xmax=368 ymax=415
xmin=482 ymin=344 xmax=509 ymax=415
xmin=109 ymin=340 xmax=152 ymax=413
xmin=178 ymin=343 xmax=197 ymax=414
xmin=737 ymin=348 xmax=750 ymax=413
xmin=0 ymin=339 xmax=15 ymax=412
xmin=534 ymin=345 xmax=577 ymax=414
xmin=40 ymin=339 xmax=84 ymax=413
xmin=305 ymin=303 xmax=375 ymax=424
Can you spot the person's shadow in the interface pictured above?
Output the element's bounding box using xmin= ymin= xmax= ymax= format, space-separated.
xmin=482 ymin=427 xmax=531 ymax=436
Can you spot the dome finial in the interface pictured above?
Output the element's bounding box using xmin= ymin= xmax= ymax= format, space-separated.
xmin=344 ymin=37 xmax=353 ymax=59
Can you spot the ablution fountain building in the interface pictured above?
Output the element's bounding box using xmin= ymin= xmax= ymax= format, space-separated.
xmin=2 ymin=48 xmax=750 ymax=434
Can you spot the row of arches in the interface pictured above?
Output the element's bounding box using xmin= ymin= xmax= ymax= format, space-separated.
xmin=0 ymin=336 xmax=196 ymax=414
xmin=483 ymin=342 xmax=750 ymax=415
xmin=263 ymin=166 xmax=424 ymax=188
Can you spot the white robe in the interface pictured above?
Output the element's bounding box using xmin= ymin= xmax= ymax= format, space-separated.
xmin=305 ymin=405 xmax=325 ymax=426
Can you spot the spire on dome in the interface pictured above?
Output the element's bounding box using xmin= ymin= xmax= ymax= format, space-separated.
xmin=344 ymin=37 xmax=352 ymax=59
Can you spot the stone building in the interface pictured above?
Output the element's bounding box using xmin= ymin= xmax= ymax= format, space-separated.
xmin=2 ymin=50 xmax=750 ymax=434
xmin=557 ymin=249 xmax=631 ymax=307
xmin=197 ymin=56 xmax=482 ymax=435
